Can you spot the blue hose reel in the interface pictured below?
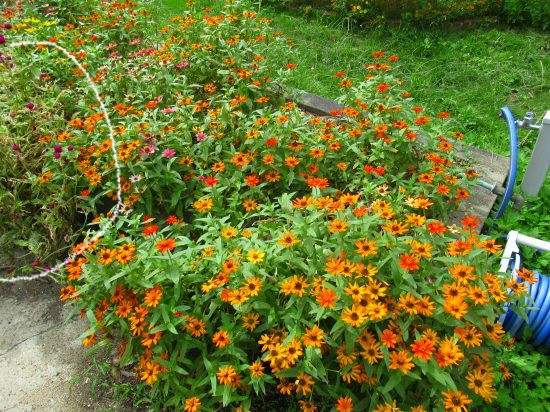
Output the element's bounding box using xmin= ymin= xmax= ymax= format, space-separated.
xmin=495 ymin=108 xmax=550 ymax=347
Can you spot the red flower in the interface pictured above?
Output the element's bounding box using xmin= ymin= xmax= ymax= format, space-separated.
xmin=376 ymin=83 xmax=390 ymax=92
xmin=142 ymin=225 xmax=159 ymax=236
xmin=399 ymin=254 xmax=420 ymax=271
xmin=166 ymin=215 xmax=179 ymax=225
xmin=461 ymin=215 xmax=480 ymax=230
xmin=335 ymin=71 xmax=346 ymax=77
xmin=438 ymin=112 xmax=451 ymax=118
xmin=203 ymin=176 xmax=219 ymax=187
xmin=372 ymin=50 xmax=386 ymax=57
xmin=410 ymin=338 xmax=435 ymax=361
xmin=286 ymin=63 xmax=296 ymax=69
xmin=266 ymin=138 xmax=278 ymax=147
xmin=406 ymin=132 xmax=418 ymax=141
xmin=245 ymin=174 xmax=261 ymax=187
xmin=156 ymin=238 xmax=176 ymax=253
xmin=426 ymin=221 xmax=447 ymax=234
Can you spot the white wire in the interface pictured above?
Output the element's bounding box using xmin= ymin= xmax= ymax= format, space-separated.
xmin=0 ymin=41 xmax=123 ymax=283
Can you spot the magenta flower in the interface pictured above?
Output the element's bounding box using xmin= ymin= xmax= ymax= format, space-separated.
xmin=163 ymin=148 xmax=175 ymax=158
xmin=12 ymin=145 xmax=20 ymax=151
xmin=26 ymin=103 xmax=35 ymax=110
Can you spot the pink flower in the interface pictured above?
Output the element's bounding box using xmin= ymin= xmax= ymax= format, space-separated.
xmin=163 ymin=148 xmax=175 ymax=158
xmin=196 ymin=132 xmax=207 ymax=142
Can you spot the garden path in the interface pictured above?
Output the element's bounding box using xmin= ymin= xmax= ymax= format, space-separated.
xmin=0 ymin=281 xmax=129 ymax=411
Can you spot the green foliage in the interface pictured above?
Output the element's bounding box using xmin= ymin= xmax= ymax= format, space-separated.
xmin=491 ymin=336 xmax=550 ymax=411
xmin=0 ymin=42 xmax=84 ymax=271
xmin=502 ymin=0 xmax=550 ymax=30
xmin=260 ymin=0 xmax=503 ymax=27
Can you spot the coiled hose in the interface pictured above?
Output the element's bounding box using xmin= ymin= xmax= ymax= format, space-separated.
xmin=501 ymin=255 xmax=550 ymax=347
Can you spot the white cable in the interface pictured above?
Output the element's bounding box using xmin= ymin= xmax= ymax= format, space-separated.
xmin=0 ymin=41 xmax=123 ymax=283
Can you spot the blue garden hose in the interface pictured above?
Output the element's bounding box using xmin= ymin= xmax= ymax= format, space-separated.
xmin=493 ymin=109 xmax=550 ymax=346
xmin=494 ymin=106 xmax=519 ymax=220
xmin=503 ymin=271 xmax=550 ymax=347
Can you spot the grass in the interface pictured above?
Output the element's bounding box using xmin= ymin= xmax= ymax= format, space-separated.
xmin=159 ymin=0 xmax=549 ymax=255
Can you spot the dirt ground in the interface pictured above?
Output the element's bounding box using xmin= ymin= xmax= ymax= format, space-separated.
xmin=0 ymin=280 xmax=132 ymax=412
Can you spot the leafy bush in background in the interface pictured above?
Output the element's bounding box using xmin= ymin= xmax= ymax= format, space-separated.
xmin=261 ymin=0 xmax=550 ymax=29
xmin=501 ymin=0 xmax=550 ymax=30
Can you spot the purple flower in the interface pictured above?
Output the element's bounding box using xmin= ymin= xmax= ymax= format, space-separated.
xmin=0 ymin=34 xmax=5 ymax=45
xmin=40 ymin=73 xmax=47 ymax=78
xmin=54 ymin=152 xmax=60 ymax=159
xmin=196 ymin=132 xmax=207 ymax=142
xmin=54 ymin=145 xmax=62 ymax=153
xmin=12 ymin=145 xmax=20 ymax=151
xmin=163 ymin=148 xmax=175 ymax=158
xmin=26 ymin=103 xmax=35 ymax=110
xmin=67 ymin=145 xmax=74 ymax=151
xmin=4 ymin=23 xmax=12 ymax=30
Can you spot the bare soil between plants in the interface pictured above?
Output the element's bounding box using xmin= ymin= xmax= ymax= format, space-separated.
xmin=0 ymin=280 xmax=132 ymax=412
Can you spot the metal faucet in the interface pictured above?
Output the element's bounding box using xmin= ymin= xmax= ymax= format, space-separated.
xmin=516 ymin=111 xmax=541 ymax=130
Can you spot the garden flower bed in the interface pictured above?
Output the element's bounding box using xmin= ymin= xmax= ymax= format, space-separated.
xmin=0 ymin=1 xmax=534 ymax=410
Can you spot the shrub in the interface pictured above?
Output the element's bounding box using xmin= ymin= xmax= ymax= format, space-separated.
xmin=0 ymin=8 xmax=84 ymax=271
xmin=2 ymin=0 xmax=526 ymax=411
xmin=501 ymin=0 xmax=550 ymax=30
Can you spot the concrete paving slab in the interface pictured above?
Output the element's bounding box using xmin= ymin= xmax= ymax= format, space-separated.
xmin=0 ymin=281 xmax=131 ymax=412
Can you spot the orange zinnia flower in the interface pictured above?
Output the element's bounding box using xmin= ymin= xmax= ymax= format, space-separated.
xmin=389 ymin=350 xmax=414 ymax=374
xmin=183 ymin=397 xmax=201 ymax=412
xmin=380 ymin=329 xmax=398 ymax=349
xmin=336 ymin=397 xmax=354 ymax=412
xmin=410 ymin=338 xmax=435 ymax=361
xmin=328 ymin=219 xmax=348 ymax=233
xmin=295 ymin=372 xmax=314 ymax=395
xmin=217 ymin=365 xmax=237 ymax=385
xmin=302 ymin=325 xmax=324 ymax=348
xmin=156 ymin=238 xmax=176 ymax=253
xmin=144 ymin=286 xmax=163 ymax=307
xmin=212 ymin=330 xmax=231 ymax=348
xmin=316 ymin=288 xmax=338 ymax=308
